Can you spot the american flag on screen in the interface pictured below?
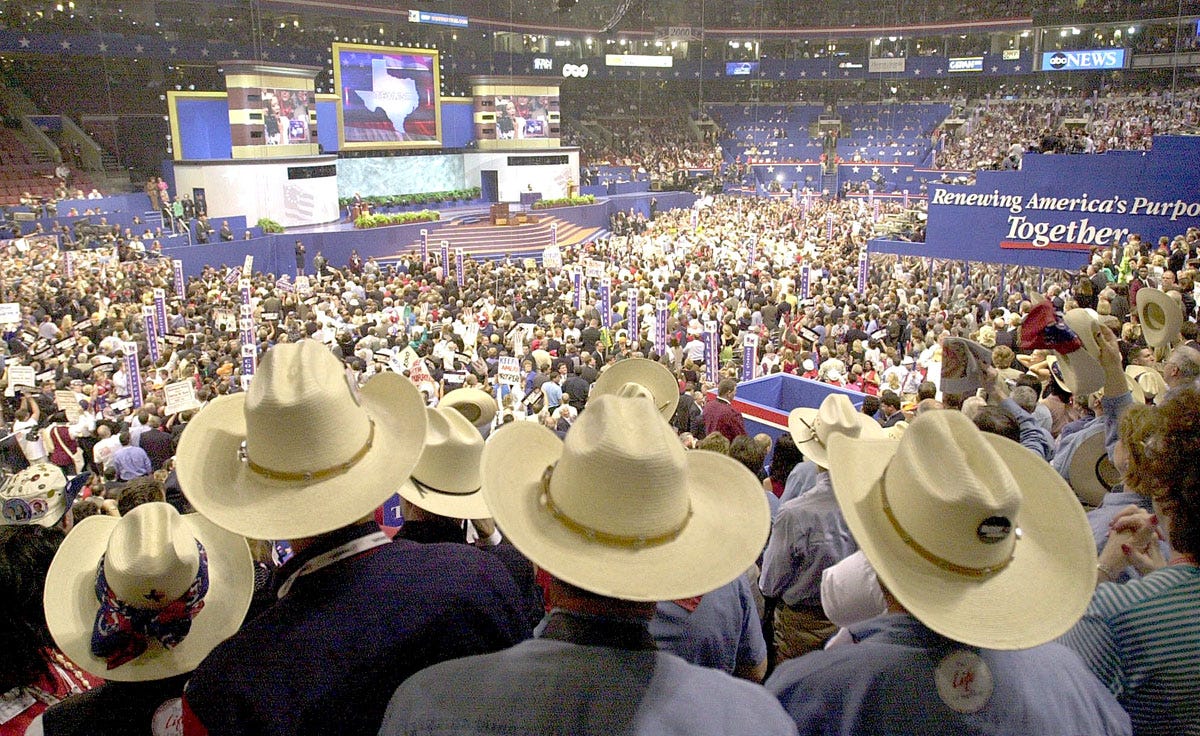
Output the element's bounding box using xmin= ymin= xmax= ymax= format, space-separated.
xmin=283 ymin=184 xmax=316 ymax=224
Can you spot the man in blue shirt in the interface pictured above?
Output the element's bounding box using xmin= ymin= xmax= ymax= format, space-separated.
xmin=767 ymin=410 xmax=1130 ymax=736
xmin=108 ymin=430 xmax=152 ymax=481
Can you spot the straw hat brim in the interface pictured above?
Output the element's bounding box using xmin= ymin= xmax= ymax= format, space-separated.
xmin=1068 ymin=431 xmax=1120 ymax=508
xmin=43 ymin=513 xmax=253 ymax=682
xmin=1137 ymin=288 xmax=1183 ymax=349
xmin=176 ymin=372 xmax=427 ymax=540
xmin=1047 ymin=350 xmax=1104 ymax=396
xmin=441 ymin=388 xmax=497 ymax=427
xmin=396 ymin=476 xmax=491 ymax=521
xmin=481 ymin=421 xmax=770 ymax=602
xmin=788 ymin=406 xmax=883 ymax=469
xmin=828 ymin=433 xmax=1096 ymax=650
xmin=590 ymin=358 xmax=680 ymax=420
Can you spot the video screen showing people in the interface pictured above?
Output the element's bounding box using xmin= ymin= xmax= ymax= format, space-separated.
xmin=261 ymin=89 xmax=311 ymax=145
xmin=493 ymin=96 xmax=554 ymax=140
xmin=334 ymin=43 xmax=441 ymax=148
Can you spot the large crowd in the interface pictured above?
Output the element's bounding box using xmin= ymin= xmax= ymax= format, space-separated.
xmin=0 ymin=173 xmax=1197 ymax=734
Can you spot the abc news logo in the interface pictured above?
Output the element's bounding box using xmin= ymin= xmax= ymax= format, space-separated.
xmin=562 ymin=63 xmax=589 ymax=78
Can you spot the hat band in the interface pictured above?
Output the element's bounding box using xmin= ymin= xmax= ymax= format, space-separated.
xmin=879 ymin=479 xmax=1019 ymax=579
xmin=411 ymin=476 xmax=481 ymax=498
xmin=239 ymin=420 xmax=375 ymax=483
xmin=540 ymin=464 xmax=692 ymax=548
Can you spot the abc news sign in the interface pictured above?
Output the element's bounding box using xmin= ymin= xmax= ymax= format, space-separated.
xmin=1041 ymin=48 xmax=1127 ymax=71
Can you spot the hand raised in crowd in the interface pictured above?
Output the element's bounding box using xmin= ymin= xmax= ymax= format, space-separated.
xmin=1097 ymin=505 xmax=1167 ymax=582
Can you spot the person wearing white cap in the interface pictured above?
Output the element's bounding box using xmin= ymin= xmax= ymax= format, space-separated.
xmin=378 ymin=395 xmax=795 ymax=736
xmin=767 ymin=410 xmax=1131 ymax=736
xmin=172 ymin=341 xmax=531 ymax=736
xmin=393 ymin=406 xmax=543 ymax=629
xmin=760 ymin=393 xmax=886 ymax=661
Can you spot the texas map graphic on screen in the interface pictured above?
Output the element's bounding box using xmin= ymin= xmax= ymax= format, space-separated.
xmin=335 ymin=44 xmax=441 ymax=147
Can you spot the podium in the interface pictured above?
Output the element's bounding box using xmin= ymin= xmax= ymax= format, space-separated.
xmin=490 ymin=203 xmax=510 ymax=225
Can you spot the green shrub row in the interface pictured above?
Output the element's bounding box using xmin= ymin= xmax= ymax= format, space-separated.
xmin=339 ymin=188 xmax=482 ymax=208
xmin=354 ymin=210 xmax=441 ymax=229
xmin=532 ymin=194 xmax=597 ymax=209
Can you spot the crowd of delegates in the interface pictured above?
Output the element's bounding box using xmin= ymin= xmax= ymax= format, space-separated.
xmin=0 ymin=184 xmax=1197 ymax=734
xmin=934 ymin=86 xmax=1200 ymax=170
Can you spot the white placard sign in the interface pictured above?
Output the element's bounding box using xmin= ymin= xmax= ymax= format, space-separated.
xmin=0 ymin=303 xmax=20 ymax=324
xmin=7 ymin=365 xmax=36 ymax=389
xmin=497 ymin=356 xmax=521 ymax=386
xmin=164 ymin=380 xmax=201 ymax=415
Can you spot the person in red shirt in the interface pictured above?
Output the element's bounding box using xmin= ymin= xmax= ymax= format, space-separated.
xmin=701 ymin=378 xmax=747 ymax=442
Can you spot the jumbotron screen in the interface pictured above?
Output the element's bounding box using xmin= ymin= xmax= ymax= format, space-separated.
xmin=332 ymin=43 xmax=442 ymax=149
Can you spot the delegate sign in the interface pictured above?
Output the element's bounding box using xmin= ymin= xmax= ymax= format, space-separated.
xmin=869 ymin=136 xmax=1200 ymax=269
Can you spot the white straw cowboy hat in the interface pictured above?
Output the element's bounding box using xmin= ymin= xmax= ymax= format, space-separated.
xmin=397 ymin=407 xmax=490 ymax=520
xmin=176 ymin=339 xmax=427 ymax=540
xmin=1068 ymin=431 xmax=1121 ymax=509
xmin=481 ymin=394 xmax=770 ymax=602
xmin=1126 ymin=364 xmax=1168 ymax=404
xmin=1136 ymin=287 xmax=1183 ymax=349
xmin=43 ymin=503 xmax=253 ymax=682
xmin=1047 ymin=308 xmax=1105 ymax=396
xmin=788 ymin=393 xmax=885 ymax=469
xmin=589 ymin=357 xmax=679 ymax=420
xmin=440 ymin=387 xmax=498 ymax=428
xmin=828 ymin=410 xmax=1096 ymax=650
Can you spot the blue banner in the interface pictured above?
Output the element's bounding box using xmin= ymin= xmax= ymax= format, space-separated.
xmin=627 ymin=289 xmax=638 ymax=341
xmin=704 ymin=322 xmax=720 ymax=385
xmin=800 ymin=266 xmax=810 ymax=300
xmin=573 ymin=270 xmax=583 ymax=311
xmin=858 ymin=251 xmax=869 ymax=293
xmin=742 ymin=334 xmax=758 ymax=381
xmin=142 ymin=309 xmax=159 ymax=363
xmin=63 ymin=251 xmax=74 ymax=280
xmin=420 ymin=229 xmax=429 ymax=263
xmin=455 ymin=249 xmax=465 ymax=287
xmin=599 ymin=281 xmax=612 ymax=329
xmin=440 ymin=241 xmax=450 ymax=282
xmin=655 ymin=300 xmax=668 ymax=354
xmin=123 ymin=342 xmax=143 ymax=409
xmin=172 ymin=259 xmax=185 ymax=297
xmin=870 ymin=136 xmax=1200 ymax=268
xmin=153 ymin=288 xmax=167 ymax=337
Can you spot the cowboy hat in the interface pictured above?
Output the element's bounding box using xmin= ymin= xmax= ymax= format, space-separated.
xmin=397 ymin=407 xmax=490 ymax=520
xmin=940 ymin=338 xmax=993 ymax=396
xmin=1067 ymin=430 xmax=1120 ymax=508
xmin=1136 ymin=288 xmax=1183 ymax=348
xmin=589 ymin=357 xmax=679 ymax=420
xmin=440 ymin=387 xmax=498 ymax=428
xmin=883 ymin=420 xmax=908 ymax=441
xmin=1047 ymin=309 xmax=1105 ymax=396
xmin=828 ymin=410 xmax=1096 ymax=650
xmin=43 ymin=502 xmax=253 ymax=682
xmin=176 ymin=339 xmax=427 ymax=540
xmin=0 ymin=462 xmax=73 ymax=528
xmin=1126 ymin=364 xmax=1169 ymax=404
xmin=788 ymin=393 xmax=885 ymax=469
xmin=480 ymin=394 xmax=770 ymax=602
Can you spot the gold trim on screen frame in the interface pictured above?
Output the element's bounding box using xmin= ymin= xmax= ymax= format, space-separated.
xmin=166 ymin=90 xmax=228 ymax=162
xmin=331 ymin=42 xmax=443 ymax=151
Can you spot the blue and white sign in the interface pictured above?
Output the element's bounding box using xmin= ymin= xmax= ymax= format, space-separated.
xmin=572 ymin=270 xmax=583 ymax=311
xmin=407 ymin=9 xmax=468 ymax=28
xmin=703 ymin=321 xmax=719 ymax=385
xmin=420 ymin=229 xmax=429 ymax=262
xmin=948 ymin=56 xmax=984 ymax=73
xmin=1041 ymin=48 xmax=1126 ymax=72
xmin=123 ymin=342 xmax=143 ymax=409
xmin=627 ymin=288 xmax=639 ymax=341
xmin=742 ymin=333 xmax=758 ymax=381
xmin=800 ymin=265 xmax=810 ymax=300
xmin=172 ymin=259 xmax=185 ymax=297
xmin=655 ymin=300 xmax=668 ymax=354
xmin=599 ymin=281 xmax=612 ymax=329
xmin=870 ymin=136 xmax=1200 ymax=269
xmin=153 ymin=288 xmax=167 ymax=337
xmin=455 ymin=248 xmax=465 ymax=287
xmin=142 ymin=308 xmax=159 ymax=363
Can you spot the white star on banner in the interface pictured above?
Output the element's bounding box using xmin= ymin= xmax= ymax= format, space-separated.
xmin=1014 ymin=65 xmax=1022 ymax=71
xmin=851 ymin=166 xmax=860 ymax=173
xmin=890 ymin=166 xmax=899 ymax=173
xmin=913 ymin=68 xmax=920 ymax=75
xmin=820 ymin=70 xmax=827 ymax=77
xmin=231 ymin=49 xmax=240 ymax=57
xmin=60 ymin=40 xmax=71 ymax=49
xmin=871 ymin=166 xmax=880 ymax=174
xmin=169 ymin=46 xmax=177 ymax=54
xmin=135 ymin=44 xmax=144 ymax=52
xmin=18 ymin=38 xmax=30 ymax=47
xmin=98 ymin=42 xmax=107 ymax=51
xmin=767 ymin=165 xmax=775 ymax=172
xmin=200 ymin=48 xmax=209 ymax=56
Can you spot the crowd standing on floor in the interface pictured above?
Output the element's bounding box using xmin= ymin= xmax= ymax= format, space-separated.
xmin=0 ymin=182 xmax=1197 ymax=735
